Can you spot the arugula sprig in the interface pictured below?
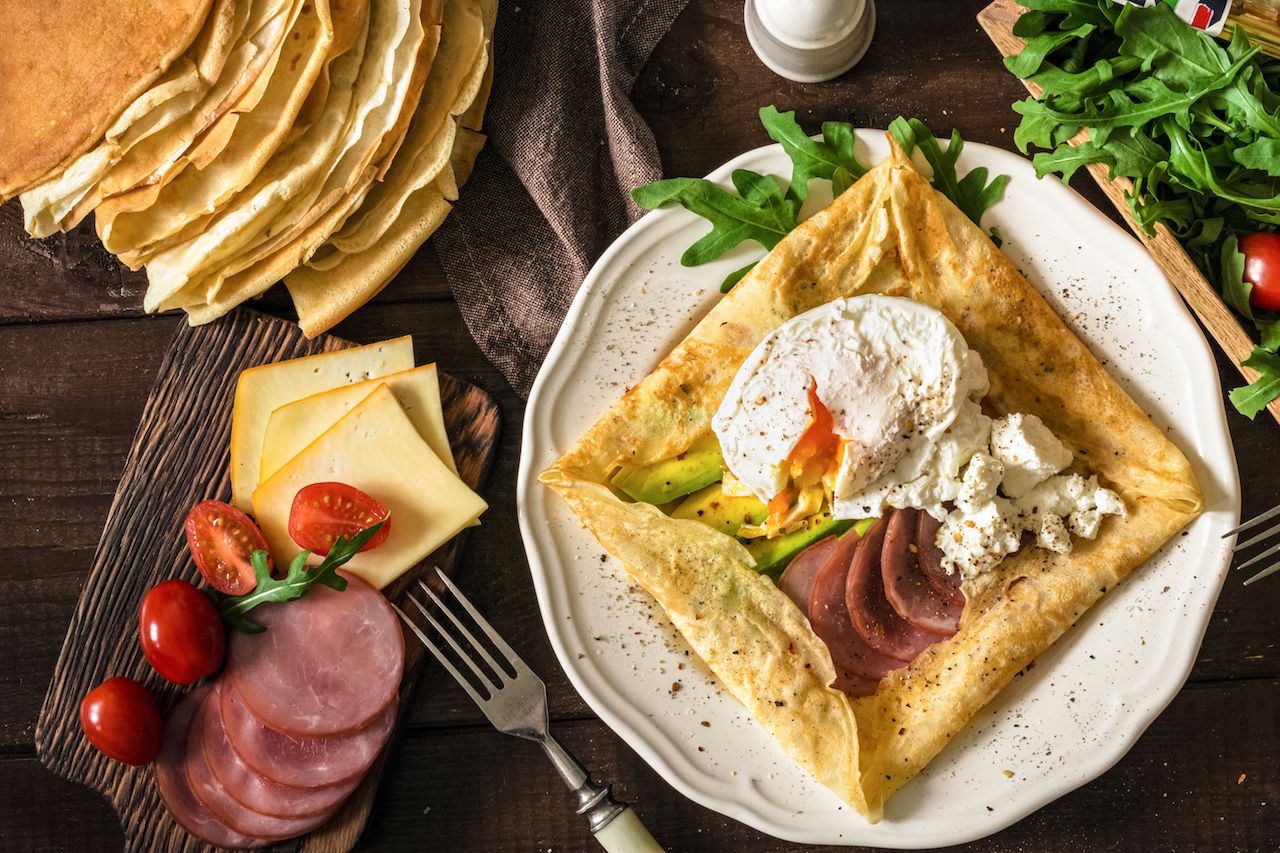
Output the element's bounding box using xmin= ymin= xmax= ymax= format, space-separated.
xmin=632 ymin=106 xmax=1009 ymax=292
xmin=1006 ymin=0 xmax=1280 ymax=417
xmin=217 ymin=521 xmax=386 ymax=633
xmin=888 ymin=117 xmax=1010 ymax=243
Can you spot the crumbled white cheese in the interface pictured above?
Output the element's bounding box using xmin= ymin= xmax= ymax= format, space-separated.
xmin=957 ymin=451 xmax=1003 ymax=510
xmin=1024 ymin=509 xmax=1071 ymax=554
xmin=937 ymin=498 xmax=1024 ymax=579
xmin=838 ymin=396 xmax=991 ymax=521
xmin=1015 ymin=473 xmax=1127 ymax=539
xmin=989 ymin=413 xmax=1074 ymax=498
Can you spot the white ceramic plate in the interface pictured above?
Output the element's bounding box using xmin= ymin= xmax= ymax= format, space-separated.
xmin=516 ymin=132 xmax=1240 ymax=848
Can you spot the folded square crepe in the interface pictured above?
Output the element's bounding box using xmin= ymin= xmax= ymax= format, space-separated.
xmin=541 ymin=139 xmax=1203 ymax=821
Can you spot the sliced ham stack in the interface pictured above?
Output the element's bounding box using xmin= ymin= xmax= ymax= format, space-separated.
xmin=156 ymin=572 xmax=404 ymax=848
xmin=778 ymin=508 xmax=964 ymax=697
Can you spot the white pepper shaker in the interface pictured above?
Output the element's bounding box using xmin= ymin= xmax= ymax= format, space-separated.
xmin=744 ymin=0 xmax=877 ymax=83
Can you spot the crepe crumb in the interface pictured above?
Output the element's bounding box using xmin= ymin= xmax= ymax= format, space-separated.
xmin=1003 ymin=770 xmax=1015 ymax=779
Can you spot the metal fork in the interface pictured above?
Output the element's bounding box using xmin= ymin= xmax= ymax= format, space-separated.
xmin=393 ymin=572 xmax=663 ymax=852
xmin=1222 ymin=505 xmax=1280 ymax=585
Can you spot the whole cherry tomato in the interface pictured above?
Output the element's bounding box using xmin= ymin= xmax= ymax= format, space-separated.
xmin=139 ymin=579 xmax=225 ymax=684
xmin=185 ymin=500 xmax=271 ymax=595
xmin=288 ymin=482 xmax=392 ymax=556
xmin=79 ymin=677 xmax=162 ymax=765
xmin=1241 ymin=232 xmax=1280 ymax=311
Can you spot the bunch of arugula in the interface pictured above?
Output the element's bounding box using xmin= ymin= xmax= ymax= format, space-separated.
xmin=631 ymin=106 xmax=1008 ymax=293
xmin=1006 ymin=0 xmax=1280 ymax=417
xmin=217 ymin=521 xmax=384 ymax=633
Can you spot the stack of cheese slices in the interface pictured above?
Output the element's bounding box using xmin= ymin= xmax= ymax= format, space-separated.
xmin=0 ymin=0 xmax=494 ymax=338
xmin=233 ymin=336 xmax=487 ymax=588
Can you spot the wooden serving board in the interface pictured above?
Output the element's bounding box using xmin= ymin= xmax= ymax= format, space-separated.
xmin=978 ymin=0 xmax=1280 ymax=425
xmin=33 ymin=309 xmax=501 ymax=852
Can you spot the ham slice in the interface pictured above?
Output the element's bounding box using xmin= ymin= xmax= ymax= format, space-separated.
xmin=778 ymin=535 xmax=841 ymax=611
xmin=186 ymin=694 xmax=335 ymax=840
xmin=915 ymin=510 xmax=964 ymax=607
xmin=202 ymin=682 xmax=361 ymax=819
xmin=846 ymin=515 xmax=950 ymax=660
xmin=154 ymin=686 xmax=268 ymax=849
xmin=807 ymin=530 xmax=908 ymax=695
xmin=882 ymin=508 xmax=964 ymax=634
xmin=221 ymin=681 xmax=396 ymax=788
xmin=228 ymin=572 xmax=404 ymax=736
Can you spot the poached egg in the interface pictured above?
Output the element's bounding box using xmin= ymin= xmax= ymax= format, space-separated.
xmin=713 ymin=295 xmax=988 ymax=533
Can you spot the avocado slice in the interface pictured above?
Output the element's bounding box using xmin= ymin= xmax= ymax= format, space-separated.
xmin=747 ymin=514 xmax=877 ymax=580
xmin=612 ymin=433 xmax=724 ymax=505
xmin=671 ymin=483 xmax=767 ymax=537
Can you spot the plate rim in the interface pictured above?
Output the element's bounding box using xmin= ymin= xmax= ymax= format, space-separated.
xmin=516 ymin=133 xmax=1241 ymax=847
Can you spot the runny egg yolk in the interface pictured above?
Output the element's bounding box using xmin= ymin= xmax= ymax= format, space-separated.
xmin=766 ymin=381 xmax=843 ymax=528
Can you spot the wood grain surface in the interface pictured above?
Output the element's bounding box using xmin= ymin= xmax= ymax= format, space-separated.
xmin=977 ymin=0 xmax=1280 ymax=426
xmin=1 ymin=2 xmax=1277 ymax=851
xmin=31 ymin=310 xmax=499 ymax=851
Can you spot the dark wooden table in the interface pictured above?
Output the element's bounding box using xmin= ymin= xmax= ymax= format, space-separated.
xmin=1 ymin=1 xmax=1276 ymax=850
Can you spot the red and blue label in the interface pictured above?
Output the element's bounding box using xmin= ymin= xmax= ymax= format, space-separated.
xmin=1113 ymin=0 xmax=1231 ymax=35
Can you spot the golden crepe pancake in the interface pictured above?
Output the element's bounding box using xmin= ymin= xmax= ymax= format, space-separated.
xmin=539 ymin=140 xmax=1203 ymax=822
xmin=98 ymin=0 xmax=337 ymax=266
xmin=280 ymin=0 xmax=494 ymax=337
xmin=5 ymin=0 xmax=493 ymax=336
xmin=20 ymin=0 xmax=300 ymax=237
xmin=284 ymin=123 xmax=486 ymax=335
xmin=0 ymin=0 xmax=214 ymax=201
xmin=143 ymin=0 xmax=429 ymax=312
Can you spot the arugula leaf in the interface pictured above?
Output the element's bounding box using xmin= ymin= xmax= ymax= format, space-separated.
xmin=1007 ymin=0 xmax=1280 ymax=416
xmin=1113 ymin=4 xmax=1234 ymax=89
xmin=1005 ymin=23 xmax=1096 ymax=79
xmin=632 ymin=108 xmax=1007 ymax=293
xmin=631 ymin=171 xmax=798 ymax=280
xmin=1220 ymin=233 xmax=1254 ymax=322
xmin=217 ymin=521 xmax=386 ymax=633
xmin=889 ymin=117 xmax=1009 ymax=237
xmin=1233 ymin=138 xmax=1280 ymax=177
xmin=1230 ymin=348 xmax=1280 ymax=419
xmin=758 ymin=106 xmax=867 ymax=202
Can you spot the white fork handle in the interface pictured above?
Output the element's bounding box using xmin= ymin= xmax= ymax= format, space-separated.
xmin=593 ymin=806 xmax=664 ymax=853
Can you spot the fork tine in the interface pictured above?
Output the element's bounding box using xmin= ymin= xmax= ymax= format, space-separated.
xmin=1232 ymin=518 xmax=1280 ymax=551
xmin=415 ymin=578 xmax=513 ymax=681
xmin=391 ymin=603 xmax=489 ymax=708
xmin=1235 ymin=537 xmax=1280 ymax=573
xmin=435 ymin=570 xmax=531 ymax=675
xmin=406 ymin=592 xmax=501 ymax=693
xmin=1244 ymin=561 xmax=1280 ymax=586
xmin=1221 ymin=503 xmax=1280 ymax=538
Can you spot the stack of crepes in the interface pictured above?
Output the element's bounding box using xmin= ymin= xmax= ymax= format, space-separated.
xmin=0 ymin=0 xmax=494 ymax=336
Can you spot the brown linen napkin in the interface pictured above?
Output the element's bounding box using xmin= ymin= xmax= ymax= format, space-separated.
xmin=434 ymin=0 xmax=691 ymax=396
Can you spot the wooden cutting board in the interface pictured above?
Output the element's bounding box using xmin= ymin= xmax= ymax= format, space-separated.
xmin=33 ymin=309 xmax=501 ymax=852
xmin=978 ymin=0 xmax=1280 ymax=425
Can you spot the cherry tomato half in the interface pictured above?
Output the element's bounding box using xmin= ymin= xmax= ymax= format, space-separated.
xmin=288 ymin=482 xmax=392 ymax=556
xmin=184 ymin=500 xmax=271 ymax=595
xmin=1241 ymin=232 xmax=1280 ymax=311
xmin=79 ymin=677 xmax=162 ymax=765
xmin=139 ymin=580 xmax=225 ymax=685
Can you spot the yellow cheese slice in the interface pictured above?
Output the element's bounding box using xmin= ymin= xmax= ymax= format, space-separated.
xmin=252 ymin=383 xmax=486 ymax=589
xmin=230 ymin=336 xmax=414 ymax=510
xmin=260 ymin=363 xmax=456 ymax=483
